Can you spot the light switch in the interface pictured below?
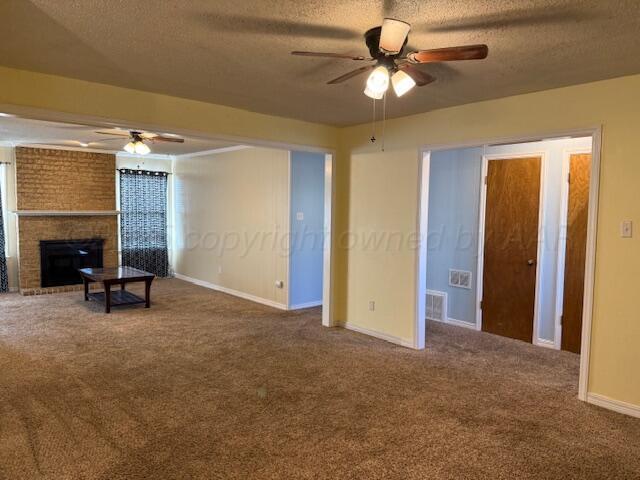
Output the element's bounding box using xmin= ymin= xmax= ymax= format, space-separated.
xmin=296 ymin=212 xmax=304 ymax=221
xmin=621 ymin=220 xmax=633 ymax=238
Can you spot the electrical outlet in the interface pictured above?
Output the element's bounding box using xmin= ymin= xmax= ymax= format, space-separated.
xmin=275 ymin=280 xmax=284 ymax=289
xmin=368 ymin=301 xmax=375 ymax=311
xmin=296 ymin=212 xmax=304 ymax=221
xmin=621 ymin=220 xmax=633 ymax=238
xmin=218 ymin=266 xmax=223 ymax=274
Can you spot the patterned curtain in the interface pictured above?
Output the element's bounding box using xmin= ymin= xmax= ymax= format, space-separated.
xmin=0 ymin=180 xmax=8 ymax=292
xmin=119 ymin=169 xmax=169 ymax=277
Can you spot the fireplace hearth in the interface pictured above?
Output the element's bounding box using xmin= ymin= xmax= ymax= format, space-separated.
xmin=40 ymin=238 xmax=104 ymax=288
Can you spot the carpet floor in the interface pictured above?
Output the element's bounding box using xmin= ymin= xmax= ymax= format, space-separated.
xmin=0 ymin=279 xmax=638 ymax=479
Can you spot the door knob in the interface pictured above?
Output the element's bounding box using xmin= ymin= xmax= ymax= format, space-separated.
xmin=527 ymin=259 xmax=535 ymax=266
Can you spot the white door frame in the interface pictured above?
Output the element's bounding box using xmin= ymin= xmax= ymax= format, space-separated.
xmin=320 ymin=152 xmax=334 ymax=327
xmin=416 ymin=127 xmax=602 ymax=402
xmin=414 ymin=150 xmax=431 ymax=349
xmin=476 ymin=151 xmax=548 ymax=346
xmin=554 ymin=147 xmax=594 ymax=349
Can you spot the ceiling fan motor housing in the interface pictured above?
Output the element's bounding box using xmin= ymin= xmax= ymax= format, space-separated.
xmin=131 ymin=131 xmax=144 ymax=142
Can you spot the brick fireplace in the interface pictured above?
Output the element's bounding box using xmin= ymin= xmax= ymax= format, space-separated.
xmin=15 ymin=147 xmax=118 ymax=294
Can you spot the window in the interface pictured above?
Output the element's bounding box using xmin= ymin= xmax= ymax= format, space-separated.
xmin=119 ymin=169 xmax=169 ymax=277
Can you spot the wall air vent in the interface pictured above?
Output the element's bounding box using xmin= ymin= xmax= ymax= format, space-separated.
xmin=449 ymin=269 xmax=472 ymax=289
xmin=426 ymin=290 xmax=447 ymax=322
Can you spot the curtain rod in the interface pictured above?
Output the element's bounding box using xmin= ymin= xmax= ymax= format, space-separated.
xmin=117 ymin=168 xmax=171 ymax=175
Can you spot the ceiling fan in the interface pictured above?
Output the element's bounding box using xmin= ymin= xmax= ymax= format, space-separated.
xmin=292 ymin=18 xmax=488 ymax=99
xmin=95 ymin=129 xmax=184 ymax=155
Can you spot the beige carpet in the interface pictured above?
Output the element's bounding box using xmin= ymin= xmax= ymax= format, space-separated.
xmin=0 ymin=279 xmax=638 ymax=479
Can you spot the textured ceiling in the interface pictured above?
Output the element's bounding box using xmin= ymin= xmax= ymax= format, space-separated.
xmin=1 ymin=1 xmax=640 ymax=126
xmin=0 ymin=116 xmax=240 ymax=156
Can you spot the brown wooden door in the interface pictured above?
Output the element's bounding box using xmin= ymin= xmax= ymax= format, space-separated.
xmin=482 ymin=157 xmax=541 ymax=343
xmin=561 ymin=153 xmax=591 ymax=353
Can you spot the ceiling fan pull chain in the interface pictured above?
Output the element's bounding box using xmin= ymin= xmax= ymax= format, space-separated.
xmin=382 ymin=91 xmax=387 ymax=152
xmin=370 ymin=98 xmax=376 ymax=143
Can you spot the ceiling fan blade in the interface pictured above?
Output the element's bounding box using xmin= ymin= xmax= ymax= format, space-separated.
xmin=398 ymin=65 xmax=435 ymax=87
xmin=46 ymin=124 xmax=93 ymax=130
xmin=379 ymin=18 xmax=411 ymax=54
xmin=292 ymin=51 xmax=371 ymax=61
xmin=94 ymin=137 xmax=130 ymax=142
xmin=327 ymin=65 xmax=376 ymax=85
xmin=148 ymin=136 xmax=185 ymax=143
xmin=95 ymin=130 xmax=130 ymax=137
xmin=407 ymin=45 xmax=488 ymax=63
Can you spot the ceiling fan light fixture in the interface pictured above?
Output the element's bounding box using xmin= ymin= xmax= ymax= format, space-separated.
xmin=365 ymin=66 xmax=390 ymax=98
xmin=391 ymin=70 xmax=417 ymax=97
xmin=134 ymin=141 xmax=150 ymax=155
xmin=364 ymin=86 xmax=384 ymax=100
xmin=124 ymin=141 xmax=136 ymax=154
xmin=379 ymin=18 xmax=411 ymax=54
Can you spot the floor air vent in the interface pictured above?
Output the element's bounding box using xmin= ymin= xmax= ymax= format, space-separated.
xmin=426 ymin=290 xmax=447 ymax=322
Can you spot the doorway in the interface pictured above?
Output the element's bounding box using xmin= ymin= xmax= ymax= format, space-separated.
xmin=416 ymin=131 xmax=600 ymax=400
xmin=288 ymin=150 xmax=326 ymax=311
xmin=0 ymin=110 xmax=337 ymax=328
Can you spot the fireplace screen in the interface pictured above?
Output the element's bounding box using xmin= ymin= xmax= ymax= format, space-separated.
xmin=40 ymin=238 xmax=104 ymax=288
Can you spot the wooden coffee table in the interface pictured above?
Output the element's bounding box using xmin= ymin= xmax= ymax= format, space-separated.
xmin=79 ymin=267 xmax=155 ymax=314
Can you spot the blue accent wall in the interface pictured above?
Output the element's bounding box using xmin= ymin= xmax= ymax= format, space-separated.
xmin=289 ymin=151 xmax=325 ymax=307
xmin=426 ymin=147 xmax=483 ymax=324
xmin=427 ymin=137 xmax=592 ymax=342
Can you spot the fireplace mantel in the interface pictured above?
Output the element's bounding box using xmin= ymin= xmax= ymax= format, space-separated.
xmin=14 ymin=210 xmax=120 ymax=217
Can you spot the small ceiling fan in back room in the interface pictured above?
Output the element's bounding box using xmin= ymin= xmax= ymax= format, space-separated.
xmin=292 ymin=18 xmax=488 ymax=147
xmin=95 ymin=129 xmax=184 ymax=155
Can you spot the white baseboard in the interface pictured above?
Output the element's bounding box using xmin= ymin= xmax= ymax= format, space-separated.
xmin=587 ymin=393 xmax=640 ymax=419
xmin=430 ymin=318 xmax=562 ymax=350
xmin=535 ymin=338 xmax=557 ymax=350
xmin=174 ymin=273 xmax=288 ymax=310
xmin=446 ymin=317 xmax=477 ymax=330
xmin=336 ymin=321 xmax=415 ymax=349
xmin=289 ymin=300 xmax=322 ymax=310
xmin=426 ymin=316 xmax=445 ymax=324
xmin=427 ymin=316 xmax=477 ymax=330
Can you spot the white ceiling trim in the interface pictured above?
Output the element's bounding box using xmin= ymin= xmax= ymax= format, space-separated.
xmin=175 ymin=145 xmax=250 ymax=160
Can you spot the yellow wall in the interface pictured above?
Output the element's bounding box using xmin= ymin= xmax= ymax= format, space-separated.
xmin=173 ymin=147 xmax=290 ymax=307
xmin=1 ymin=66 xmax=640 ymax=409
xmin=341 ymin=149 xmax=419 ymax=345
xmin=337 ymin=74 xmax=640 ymax=407
xmin=0 ymin=66 xmax=337 ymax=150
